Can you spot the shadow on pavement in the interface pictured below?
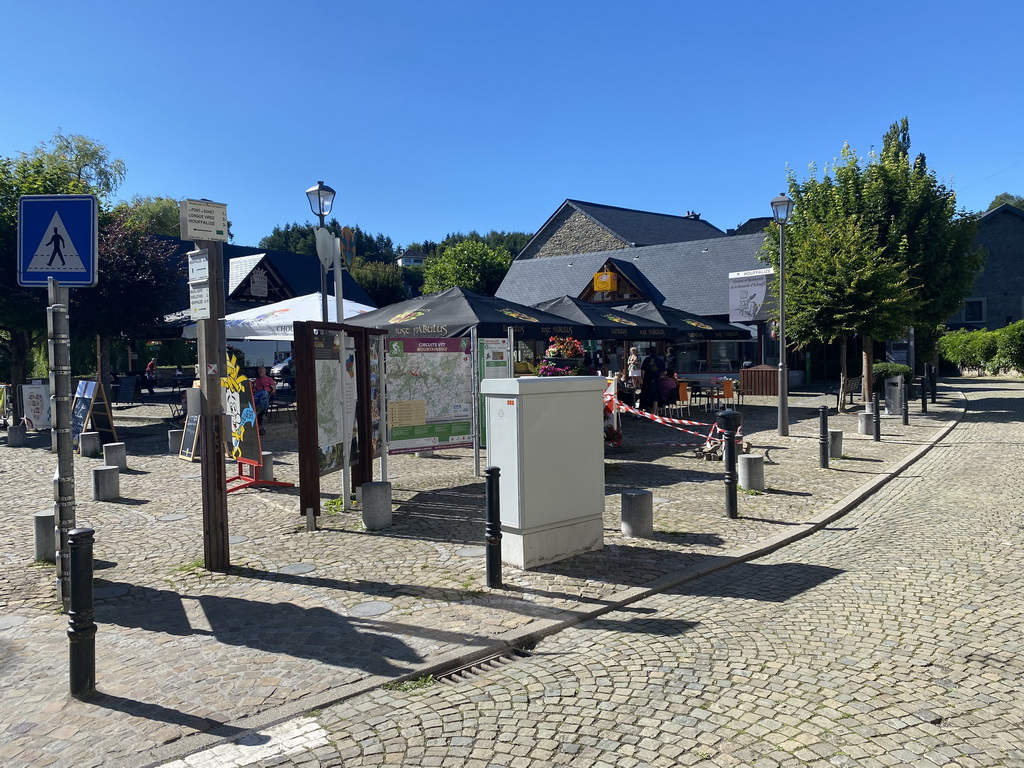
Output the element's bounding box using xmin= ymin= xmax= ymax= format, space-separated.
xmin=673 ymin=561 xmax=844 ymax=602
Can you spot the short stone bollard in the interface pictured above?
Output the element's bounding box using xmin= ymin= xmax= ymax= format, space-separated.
xmin=79 ymin=432 xmax=102 ymax=457
xmin=7 ymin=424 xmax=27 ymax=447
xmin=257 ymin=451 xmax=275 ymax=481
xmin=168 ymin=429 xmax=184 ymax=455
xmin=92 ymin=466 xmax=119 ymax=501
xmin=858 ymin=413 xmax=873 ymax=435
xmin=102 ymin=442 xmax=127 ymax=471
xmin=34 ymin=510 xmax=56 ymax=563
xmin=737 ymin=454 xmax=765 ymax=491
xmin=829 ymin=429 xmax=843 ymax=458
xmin=361 ymin=481 xmax=393 ymax=530
xmin=415 ymin=450 xmax=435 ymax=458
xmin=620 ymin=489 xmax=654 ymax=538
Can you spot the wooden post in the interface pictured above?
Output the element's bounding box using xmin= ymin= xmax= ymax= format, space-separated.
xmin=195 ymin=240 xmax=230 ymax=571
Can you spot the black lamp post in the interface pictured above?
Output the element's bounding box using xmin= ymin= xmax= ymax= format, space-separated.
xmin=306 ymin=181 xmax=337 ymax=323
xmin=770 ymin=192 xmax=794 ymax=436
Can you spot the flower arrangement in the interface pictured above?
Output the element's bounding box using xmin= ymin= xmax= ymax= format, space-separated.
xmin=544 ymin=336 xmax=585 ymax=359
xmin=537 ymin=361 xmax=578 ymax=376
xmin=604 ymin=424 xmax=622 ymax=447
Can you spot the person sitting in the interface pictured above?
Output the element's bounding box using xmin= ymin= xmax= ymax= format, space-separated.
xmin=614 ymin=371 xmax=636 ymax=408
xmin=658 ymin=369 xmax=679 ymax=413
xmin=251 ymin=366 xmax=276 ymax=435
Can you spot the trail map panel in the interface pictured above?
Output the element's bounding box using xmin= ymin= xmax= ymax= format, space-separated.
xmin=386 ymin=338 xmax=473 ymax=454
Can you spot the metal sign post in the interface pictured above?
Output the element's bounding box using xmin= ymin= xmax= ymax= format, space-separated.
xmin=47 ymin=279 xmax=75 ymax=610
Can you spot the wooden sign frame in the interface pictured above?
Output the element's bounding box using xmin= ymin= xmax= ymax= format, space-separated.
xmin=178 ymin=413 xmax=200 ymax=461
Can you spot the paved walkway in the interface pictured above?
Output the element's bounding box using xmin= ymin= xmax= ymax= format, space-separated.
xmin=231 ymin=376 xmax=1019 ymax=767
xmin=0 ymin=382 xmax=964 ymax=767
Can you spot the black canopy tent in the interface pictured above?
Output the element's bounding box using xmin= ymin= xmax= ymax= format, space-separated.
xmin=610 ymin=301 xmax=752 ymax=342
xmin=531 ymin=296 xmax=670 ymax=340
xmin=343 ymin=286 xmax=592 ymax=340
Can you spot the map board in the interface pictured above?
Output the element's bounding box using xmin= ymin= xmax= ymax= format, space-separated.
xmin=477 ymin=338 xmax=510 ymax=447
xmin=385 ymin=338 xmax=473 ymax=455
xmin=313 ymin=329 xmax=359 ymax=476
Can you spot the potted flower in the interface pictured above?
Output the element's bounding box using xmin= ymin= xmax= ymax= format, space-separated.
xmin=539 ymin=336 xmax=586 ymax=376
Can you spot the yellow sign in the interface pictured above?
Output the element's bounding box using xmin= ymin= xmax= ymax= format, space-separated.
xmin=593 ymin=271 xmax=617 ymax=291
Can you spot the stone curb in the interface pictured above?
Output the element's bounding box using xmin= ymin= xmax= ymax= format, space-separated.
xmin=138 ymin=393 xmax=967 ymax=768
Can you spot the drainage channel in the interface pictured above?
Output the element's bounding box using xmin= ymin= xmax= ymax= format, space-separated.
xmin=433 ymin=647 xmax=534 ymax=685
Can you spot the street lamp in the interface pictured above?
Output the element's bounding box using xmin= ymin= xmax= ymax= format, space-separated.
xmin=306 ymin=181 xmax=337 ymax=322
xmin=770 ymin=192 xmax=794 ymax=437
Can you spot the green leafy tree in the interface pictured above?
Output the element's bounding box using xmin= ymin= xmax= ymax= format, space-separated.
xmin=779 ymin=118 xmax=983 ymax=399
xmin=115 ymin=195 xmax=181 ymax=237
xmin=986 ymin=192 xmax=1024 ymax=212
xmin=71 ymin=205 xmax=182 ymax=383
xmin=0 ymin=134 xmax=120 ymax=386
xmin=350 ymin=259 xmax=406 ymax=307
xmin=995 ymin=320 xmax=1024 ymax=373
xmin=422 ymin=240 xmax=512 ymax=295
xmin=771 ymin=215 xmax=918 ymax=410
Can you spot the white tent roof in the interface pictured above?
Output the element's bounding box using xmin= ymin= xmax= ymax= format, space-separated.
xmin=182 ymin=292 xmax=376 ymax=341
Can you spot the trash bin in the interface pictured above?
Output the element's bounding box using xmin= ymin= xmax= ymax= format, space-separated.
xmin=884 ymin=377 xmax=904 ymax=415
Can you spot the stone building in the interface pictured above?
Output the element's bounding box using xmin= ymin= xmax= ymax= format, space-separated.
xmin=949 ymin=203 xmax=1024 ymax=330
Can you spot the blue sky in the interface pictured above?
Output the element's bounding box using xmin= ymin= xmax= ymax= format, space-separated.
xmin=3 ymin=1 xmax=1022 ymax=250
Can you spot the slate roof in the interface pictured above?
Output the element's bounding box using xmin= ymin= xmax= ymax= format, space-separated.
xmin=517 ymin=199 xmax=727 ymax=260
xmin=496 ymin=232 xmax=768 ymax=318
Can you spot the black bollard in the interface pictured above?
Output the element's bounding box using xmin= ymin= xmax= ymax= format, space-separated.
xmin=484 ymin=466 xmax=502 ymax=589
xmin=68 ymin=527 xmax=96 ymax=699
xmin=872 ymin=392 xmax=881 ymax=442
xmin=717 ymin=408 xmax=743 ymax=519
xmin=928 ymin=364 xmax=937 ymax=403
xmin=901 ymin=385 xmax=909 ymax=426
xmin=920 ymin=376 xmax=928 ymax=413
xmin=818 ymin=405 xmax=829 ymax=468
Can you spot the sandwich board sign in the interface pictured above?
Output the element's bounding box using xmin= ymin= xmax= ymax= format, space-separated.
xmin=18 ymin=195 xmax=99 ymax=287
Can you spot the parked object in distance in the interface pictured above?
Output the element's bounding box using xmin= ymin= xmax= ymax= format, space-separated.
xmin=271 ymin=356 xmax=292 ymax=382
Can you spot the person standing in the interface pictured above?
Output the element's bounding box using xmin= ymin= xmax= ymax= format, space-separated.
xmin=627 ymin=347 xmax=642 ymax=389
xmin=144 ymin=358 xmax=157 ymax=394
xmin=638 ymin=347 xmax=665 ymax=413
xmin=251 ymin=366 xmax=276 ymax=436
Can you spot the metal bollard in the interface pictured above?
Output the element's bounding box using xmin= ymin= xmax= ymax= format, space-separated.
xmin=928 ymin=364 xmax=937 ymax=403
xmin=920 ymin=376 xmax=928 ymax=413
xmin=68 ymin=527 xmax=96 ymax=699
xmin=901 ymin=387 xmax=909 ymax=425
xmin=717 ymin=408 xmax=743 ymax=519
xmin=872 ymin=393 xmax=881 ymax=442
xmin=484 ymin=466 xmax=502 ymax=588
xmin=818 ymin=405 xmax=829 ymax=469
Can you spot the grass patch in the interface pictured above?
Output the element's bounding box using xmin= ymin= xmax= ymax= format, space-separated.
xmin=323 ymin=498 xmax=344 ymax=515
xmin=382 ymin=674 xmax=435 ymax=692
xmin=738 ymin=486 xmax=763 ymax=496
xmin=173 ymin=559 xmax=204 ymax=573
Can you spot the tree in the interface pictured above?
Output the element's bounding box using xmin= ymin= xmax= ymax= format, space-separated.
xmin=24 ymin=132 xmax=126 ymax=201
xmin=115 ymin=195 xmax=181 ymax=237
xmin=350 ymin=260 xmax=407 ymax=307
xmin=422 ymin=240 xmax=512 ymax=295
xmin=779 ymin=118 xmax=984 ymax=400
xmin=772 ymin=214 xmax=918 ymax=410
xmin=0 ymin=134 xmax=120 ymax=386
xmin=71 ymin=205 xmax=182 ymax=383
xmin=986 ymin=192 xmax=1024 ymax=212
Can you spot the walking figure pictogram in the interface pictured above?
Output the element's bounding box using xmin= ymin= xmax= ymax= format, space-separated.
xmin=46 ymin=227 xmax=66 ymax=267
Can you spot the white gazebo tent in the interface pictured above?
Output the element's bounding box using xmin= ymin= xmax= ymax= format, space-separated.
xmin=182 ymin=292 xmax=376 ymax=341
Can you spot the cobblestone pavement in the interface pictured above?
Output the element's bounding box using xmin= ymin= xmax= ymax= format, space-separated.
xmin=163 ymin=377 xmax=1022 ymax=768
xmin=0 ymin=382 xmax=967 ymax=767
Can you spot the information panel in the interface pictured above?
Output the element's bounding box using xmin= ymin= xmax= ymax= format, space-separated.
xmin=385 ymin=338 xmax=473 ymax=455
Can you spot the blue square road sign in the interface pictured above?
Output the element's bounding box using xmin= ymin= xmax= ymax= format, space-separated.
xmin=18 ymin=195 xmax=99 ymax=287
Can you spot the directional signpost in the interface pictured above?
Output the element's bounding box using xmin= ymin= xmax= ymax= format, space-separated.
xmin=18 ymin=195 xmax=99 ymax=287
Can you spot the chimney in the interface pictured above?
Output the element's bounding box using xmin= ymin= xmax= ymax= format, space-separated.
xmin=684 ymin=210 xmax=701 ymax=220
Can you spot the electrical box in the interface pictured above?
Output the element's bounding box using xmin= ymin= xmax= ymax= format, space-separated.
xmin=481 ymin=376 xmax=606 ymax=569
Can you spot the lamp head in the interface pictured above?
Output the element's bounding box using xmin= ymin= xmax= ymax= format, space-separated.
xmin=306 ymin=181 xmax=337 ymax=219
xmin=770 ymin=192 xmax=794 ymax=224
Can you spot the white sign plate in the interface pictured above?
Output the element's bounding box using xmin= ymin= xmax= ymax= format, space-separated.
xmin=181 ymin=199 xmax=228 ymax=242
xmin=190 ymin=282 xmax=211 ymax=320
xmin=188 ymin=249 xmax=209 ymax=282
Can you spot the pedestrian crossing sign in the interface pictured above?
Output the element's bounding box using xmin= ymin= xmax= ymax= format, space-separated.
xmin=18 ymin=194 xmax=99 ymax=287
